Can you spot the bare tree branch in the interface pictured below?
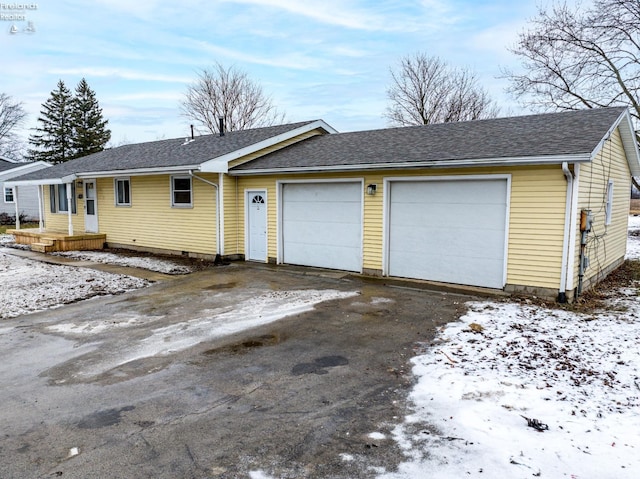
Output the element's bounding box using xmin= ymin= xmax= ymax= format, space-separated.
xmin=0 ymin=93 xmax=27 ymax=159
xmin=385 ymin=53 xmax=499 ymax=126
xmin=181 ymin=63 xmax=285 ymax=134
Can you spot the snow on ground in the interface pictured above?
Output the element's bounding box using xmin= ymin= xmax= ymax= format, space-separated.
xmin=52 ymin=250 xmax=193 ymax=274
xmin=0 ymin=251 xmax=150 ymax=319
xmin=49 ymin=289 xmax=359 ymax=378
xmin=379 ymin=218 xmax=640 ymax=479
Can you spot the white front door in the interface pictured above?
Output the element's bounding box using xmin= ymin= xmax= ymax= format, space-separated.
xmin=247 ymin=191 xmax=267 ymax=261
xmin=84 ymin=179 xmax=98 ymax=233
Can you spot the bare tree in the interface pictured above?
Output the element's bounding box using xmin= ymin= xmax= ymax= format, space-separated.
xmin=504 ymin=0 xmax=640 ymax=122
xmin=181 ymin=63 xmax=285 ymax=134
xmin=0 ymin=93 xmax=27 ymax=160
xmin=385 ymin=53 xmax=499 ymax=126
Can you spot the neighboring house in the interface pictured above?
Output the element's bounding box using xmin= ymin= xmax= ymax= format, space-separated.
xmin=0 ymin=157 xmax=51 ymax=221
xmin=6 ymin=108 xmax=640 ymax=301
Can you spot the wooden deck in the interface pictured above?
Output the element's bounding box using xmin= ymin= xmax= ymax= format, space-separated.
xmin=7 ymin=229 xmax=106 ymax=253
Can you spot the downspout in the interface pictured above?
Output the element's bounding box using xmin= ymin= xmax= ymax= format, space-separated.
xmin=559 ymin=162 xmax=573 ymax=303
xmin=14 ymin=185 xmax=20 ymax=230
xmin=189 ymin=171 xmax=220 ymax=257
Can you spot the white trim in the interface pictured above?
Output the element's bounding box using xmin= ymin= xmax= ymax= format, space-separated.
xmin=605 ymin=179 xmax=614 ymax=225
xmin=383 ymin=174 xmax=511 ymax=288
xmin=114 ymin=177 xmax=132 ymax=207
xmin=218 ymin=172 xmax=225 ymax=255
xmin=245 ymin=189 xmax=268 ymax=262
xmin=560 ymin=162 xmax=574 ymax=298
xmin=230 ymin=154 xmax=591 ymax=176
xmin=566 ymin=163 xmax=581 ymax=292
xmin=4 ymin=186 xmax=15 ymax=203
xmin=591 ymin=109 xmax=640 ymax=176
xmin=200 ymin=120 xmax=337 ymax=173
xmin=276 ymin=178 xmax=364 ymax=272
xmin=170 ymin=175 xmax=193 ymax=208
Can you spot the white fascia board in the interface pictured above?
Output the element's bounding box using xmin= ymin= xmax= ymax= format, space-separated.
xmin=200 ymin=120 xmax=337 ymax=173
xmin=5 ymin=175 xmax=76 ymax=187
xmin=76 ymin=165 xmax=202 ymax=178
xmin=602 ymin=110 xmax=640 ymax=177
xmin=229 ymin=154 xmax=591 ymax=176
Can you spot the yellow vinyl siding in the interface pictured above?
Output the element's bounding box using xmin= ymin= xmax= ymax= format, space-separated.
xmin=575 ymin=129 xmax=631 ymax=285
xmin=231 ymin=166 xmax=567 ymax=289
xmin=97 ymin=174 xmax=218 ymax=255
xmin=227 ymin=129 xmax=327 ymax=169
xmin=43 ymin=186 xmax=85 ymax=233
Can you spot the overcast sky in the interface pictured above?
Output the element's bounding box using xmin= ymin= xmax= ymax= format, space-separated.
xmin=2 ymin=1 xmax=567 ymax=146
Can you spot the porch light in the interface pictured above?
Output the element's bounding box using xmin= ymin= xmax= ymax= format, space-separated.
xmin=366 ymin=184 xmax=377 ymax=195
xmin=76 ymin=180 xmax=83 ymax=187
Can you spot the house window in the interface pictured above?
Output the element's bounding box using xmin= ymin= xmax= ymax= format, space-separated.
xmin=171 ymin=176 xmax=192 ymax=207
xmin=49 ymin=184 xmax=77 ymax=214
xmin=4 ymin=187 xmax=14 ymax=203
xmin=115 ymin=178 xmax=131 ymax=206
xmin=605 ymin=180 xmax=614 ymax=225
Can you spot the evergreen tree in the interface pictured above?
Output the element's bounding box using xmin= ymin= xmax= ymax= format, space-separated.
xmin=70 ymin=78 xmax=110 ymax=158
xmin=27 ymin=80 xmax=74 ymax=164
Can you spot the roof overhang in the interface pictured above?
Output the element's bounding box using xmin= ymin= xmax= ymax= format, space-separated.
xmin=200 ymin=120 xmax=337 ymax=173
xmin=229 ymin=153 xmax=592 ymax=176
xmin=597 ymin=109 xmax=640 ymax=176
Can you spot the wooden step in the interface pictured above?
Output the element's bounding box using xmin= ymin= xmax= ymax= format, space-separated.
xmin=31 ymin=241 xmax=55 ymax=253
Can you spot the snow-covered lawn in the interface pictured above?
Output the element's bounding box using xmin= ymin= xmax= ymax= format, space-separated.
xmin=0 ymin=251 xmax=150 ymax=319
xmin=51 ymin=250 xmax=193 ymax=274
xmin=378 ymin=218 xmax=640 ymax=479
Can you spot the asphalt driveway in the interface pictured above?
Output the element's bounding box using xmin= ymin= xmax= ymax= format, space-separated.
xmin=0 ymin=262 xmax=471 ymax=478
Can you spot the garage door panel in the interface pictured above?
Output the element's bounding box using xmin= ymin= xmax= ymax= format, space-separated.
xmin=388 ymin=179 xmax=507 ymax=289
xmin=282 ymin=182 xmax=362 ymax=272
xmin=283 ymin=201 xmax=361 ymax=224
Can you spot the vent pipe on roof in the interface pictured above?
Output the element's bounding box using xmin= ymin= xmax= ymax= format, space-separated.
xmin=219 ymin=116 xmax=224 ymax=137
xmin=190 ymin=124 xmax=194 ymax=140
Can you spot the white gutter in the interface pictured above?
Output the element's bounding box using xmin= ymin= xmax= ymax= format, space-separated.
xmin=229 ymin=153 xmax=592 ymax=176
xmin=188 ymin=171 xmax=220 ymax=256
xmin=566 ymin=163 xmax=580 ymax=293
xmin=78 ymin=165 xmax=201 ymax=179
xmin=559 ymin=162 xmax=574 ymax=302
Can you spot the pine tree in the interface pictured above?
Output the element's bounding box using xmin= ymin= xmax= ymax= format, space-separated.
xmin=70 ymin=78 xmax=110 ymax=158
xmin=27 ymin=80 xmax=74 ymax=164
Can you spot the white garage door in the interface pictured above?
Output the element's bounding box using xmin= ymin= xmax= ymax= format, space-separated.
xmin=388 ymin=178 xmax=508 ymax=288
xmin=282 ymin=182 xmax=362 ymax=272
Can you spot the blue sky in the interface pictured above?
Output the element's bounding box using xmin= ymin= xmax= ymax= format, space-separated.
xmin=3 ymin=1 xmax=556 ymax=146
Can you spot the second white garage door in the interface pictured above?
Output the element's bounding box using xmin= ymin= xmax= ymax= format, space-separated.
xmin=281 ymin=182 xmax=362 ymax=272
xmin=387 ymin=178 xmax=508 ymax=289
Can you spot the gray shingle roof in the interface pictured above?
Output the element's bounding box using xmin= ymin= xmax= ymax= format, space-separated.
xmin=232 ymin=107 xmax=629 ymax=173
xmin=11 ymin=121 xmax=317 ymax=182
xmin=0 ymin=159 xmax=17 ymax=173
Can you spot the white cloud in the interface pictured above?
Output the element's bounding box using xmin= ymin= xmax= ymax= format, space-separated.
xmin=48 ymin=67 xmax=191 ymax=84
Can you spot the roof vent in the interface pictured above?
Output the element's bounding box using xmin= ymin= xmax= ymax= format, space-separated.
xmin=219 ymin=116 xmax=225 ymax=137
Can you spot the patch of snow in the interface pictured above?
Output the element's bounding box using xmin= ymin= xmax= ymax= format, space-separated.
xmin=371 ymin=297 xmax=394 ymax=305
xmin=51 ymin=250 xmax=192 ymax=274
xmin=248 ymin=471 xmax=275 ymax=479
xmin=368 ymin=432 xmax=387 ymax=440
xmin=48 ymin=312 xmax=161 ymax=335
xmin=340 ymin=453 xmax=355 ymax=462
xmin=0 ymin=234 xmax=15 ymax=245
xmin=381 ymin=296 xmax=640 ymax=479
xmin=0 ymin=252 xmax=150 ymax=319
xmin=628 ymin=215 xmax=640 ymax=230
xmin=78 ymin=289 xmax=359 ymax=377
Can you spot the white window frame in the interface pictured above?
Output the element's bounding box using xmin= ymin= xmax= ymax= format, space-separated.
xmin=49 ymin=184 xmax=77 ymax=214
xmin=4 ymin=186 xmax=15 ymax=204
xmin=171 ymin=175 xmax=193 ymax=208
xmin=605 ymin=179 xmax=614 ymax=225
xmin=114 ymin=177 xmax=131 ymax=206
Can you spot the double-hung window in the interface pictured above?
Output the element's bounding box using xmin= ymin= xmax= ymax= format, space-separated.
xmin=171 ymin=176 xmax=192 ymax=207
xmin=4 ymin=187 xmax=14 ymax=203
xmin=115 ymin=178 xmax=131 ymax=206
xmin=49 ymin=184 xmax=77 ymax=214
